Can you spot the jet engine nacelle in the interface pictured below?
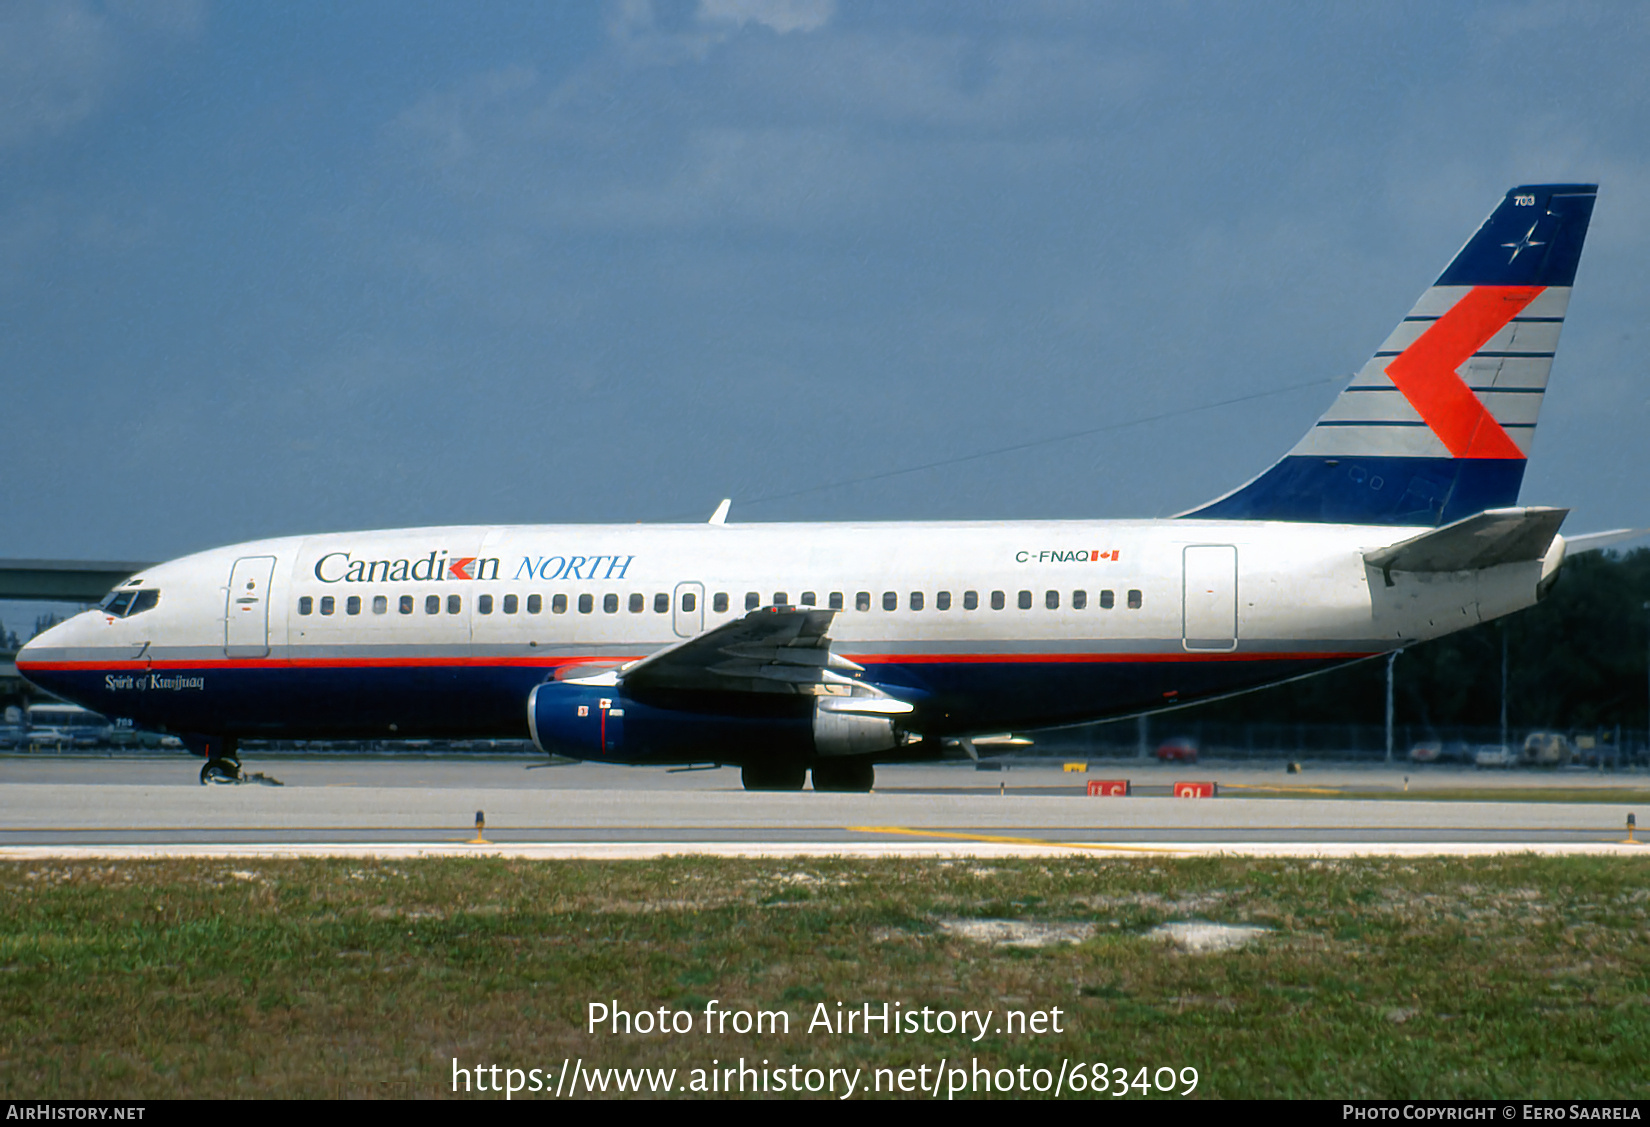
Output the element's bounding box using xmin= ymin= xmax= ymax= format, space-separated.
xmin=527 ymin=681 xmax=902 ymax=764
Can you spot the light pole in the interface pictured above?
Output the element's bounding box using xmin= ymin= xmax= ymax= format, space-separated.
xmin=1385 ymin=649 xmax=1401 ymax=764
xmin=1501 ymin=623 xmax=1509 ymax=753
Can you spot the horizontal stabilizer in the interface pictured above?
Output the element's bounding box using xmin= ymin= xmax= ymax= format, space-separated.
xmin=1364 ymin=506 xmax=1567 ymax=575
xmin=1562 ymin=528 xmax=1649 ymax=555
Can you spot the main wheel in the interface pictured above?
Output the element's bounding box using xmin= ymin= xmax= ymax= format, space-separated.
xmin=741 ymin=762 xmax=807 ymax=791
xmin=811 ymin=758 xmax=875 ymax=793
xmin=199 ymin=758 xmax=242 ymax=785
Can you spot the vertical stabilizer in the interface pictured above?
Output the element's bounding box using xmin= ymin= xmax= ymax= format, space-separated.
xmin=1184 ymin=184 xmax=1596 ymax=525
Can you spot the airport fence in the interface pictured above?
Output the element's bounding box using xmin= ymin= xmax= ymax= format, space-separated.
xmin=1028 ymin=718 xmax=1648 ymax=766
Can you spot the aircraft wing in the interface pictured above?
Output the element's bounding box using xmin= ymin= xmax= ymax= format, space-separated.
xmin=619 ymin=606 xmax=863 ymax=695
xmin=1562 ymin=528 xmax=1650 ymax=554
xmin=1364 ymin=507 xmax=1568 ymax=576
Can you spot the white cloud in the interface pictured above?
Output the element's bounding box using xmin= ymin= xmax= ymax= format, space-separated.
xmin=0 ymin=0 xmax=204 ymax=149
xmin=698 ymin=0 xmax=835 ymax=35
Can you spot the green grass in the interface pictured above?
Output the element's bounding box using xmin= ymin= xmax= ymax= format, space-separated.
xmin=1 ymin=857 xmax=1647 ymax=1099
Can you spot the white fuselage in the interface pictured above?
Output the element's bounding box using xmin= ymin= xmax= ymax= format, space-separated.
xmin=17 ymin=516 xmax=1553 ymax=751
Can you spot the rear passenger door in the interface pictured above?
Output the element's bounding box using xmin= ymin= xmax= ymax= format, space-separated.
xmin=1182 ymin=545 xmax=1238 ymax=652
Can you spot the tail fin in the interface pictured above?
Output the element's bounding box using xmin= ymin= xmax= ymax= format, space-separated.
xmin=1184 ymin=184 xmax=1597 ymax=525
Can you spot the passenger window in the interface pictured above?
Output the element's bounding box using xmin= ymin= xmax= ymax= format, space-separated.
xmin=528 ymin=594 xmax=544 ymax=614
xmin=1045 ymin=590 xmax=1059 ymax=610
xmin=964 ymin=590 xmax=978 ymax=610
xmin=425 ymin=595 xmax=439 ymax=615
xmin=682 ymin=592 xmax=697 ymax=613
xmin=129 ymin=590 xmax=160 ymax=616
xmin=298 ymin=596 xmax=313 ymax=616
xmin=400 ymin=595 xmax=414 ymax=615
xmin=801 ymin=591 xmax=816 ymax=606
xmin=828 ymin=592 xmax=843 ymax=610
xmin=503 ymin=594 xmax=518 ymax=614
xmin=746 ymin=592 xmax=760 ymax=611
xmin=713 ymin=592 xmax=728 ymax=613
xmin=882 ymin=591 xmax=897 ymax=611
xmin=990 ymin=590 xmax=1005 ymax=610
xmin=479 ymin=595 xmax=494 ymax=615
xmin=1018 ymin=590 xmax=1032 ymax=610
xmin=1099 ymin=589 xmax=1115 ymax=609
xmin=773 ymin=592 xmax=788 ymax=607
xmin=321 ymin=596 xmax=336 ymax=616
xmin=628 ymin=593 xmax=644 ymax=613
xmin=856 ymin=591 xmax=871 ymax=612
xmin=372 ymin=595 xmax=387 ymax=615
xmin=1128 ymin=589 xmax=1143 ymax=609
xmin=347 ymin=595 xmax=361 ymax=615
xmin=578 ymin=594 xmax=593 ymax=614
xmin=909 ymin=591 xmax=924 ymax=611
xmin=447 ymin=595 xmax=461 ymax=615
xmin=603 ymin=593 xmax=619 ymax=614
xmin=549 ymin=594 xmax=564 ymax=614
xmin=1072 ymin=589 xmax=1086 ymax=611
xmin=936 ymin=591 xmax=951 ymax=611
xmin=656 ymin=593 xmax=670 ymax=613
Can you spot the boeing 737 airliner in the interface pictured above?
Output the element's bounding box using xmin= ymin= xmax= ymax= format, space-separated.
xmin=17 ymin=184 xmax=1624 ymax=790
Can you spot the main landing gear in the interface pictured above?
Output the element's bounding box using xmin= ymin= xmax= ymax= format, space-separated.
xmin=811 ymin=758 xmax=875 ymax=793
xmin=739 ymin=759 xmax=876 ymax=792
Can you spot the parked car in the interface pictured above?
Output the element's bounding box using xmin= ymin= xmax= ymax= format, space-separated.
xmin=1520 ymin=731 xmax=1573 ymax=768
xmin=1409 ymin=740 xmax=1442 ymax=763
xmin=25 ymin=703 xmax=110 ymax=750
xmin=1155 ymin=737 xmax=1199 ymax=762
xmin=1474 ymin=744 xmax=1518 ymax=769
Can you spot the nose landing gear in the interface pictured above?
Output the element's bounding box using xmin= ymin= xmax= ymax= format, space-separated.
xmin=200 ymin=757 xmax=242 ymax=785
xmin=185 ymin=734 xmax=243 ymax=786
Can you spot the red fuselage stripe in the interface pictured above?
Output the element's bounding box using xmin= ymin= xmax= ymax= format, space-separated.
xmin=18 ymin=650 xmax=1373 ymax=674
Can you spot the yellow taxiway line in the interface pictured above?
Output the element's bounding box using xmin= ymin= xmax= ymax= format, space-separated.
xmin=847 ymin=825 xmax=1189 ymax=854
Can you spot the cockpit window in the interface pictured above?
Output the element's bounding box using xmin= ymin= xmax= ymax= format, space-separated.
xmin=100 ymin=588 xmax=161 ymax=618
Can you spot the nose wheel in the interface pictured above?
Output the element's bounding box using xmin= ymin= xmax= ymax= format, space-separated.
xmin=200 ymin=757 xmax=242 ymax=785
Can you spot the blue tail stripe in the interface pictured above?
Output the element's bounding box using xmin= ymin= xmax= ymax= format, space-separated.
xmin=1185 ymin=456 xmax=1526 ymax=525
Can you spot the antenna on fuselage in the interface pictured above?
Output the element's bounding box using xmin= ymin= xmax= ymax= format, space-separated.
xmin=708 ymin=498 xmax=731 ymax=525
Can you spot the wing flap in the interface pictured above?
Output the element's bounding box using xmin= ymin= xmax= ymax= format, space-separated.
xmin=621 ymin=607 xmax=848 ymax=694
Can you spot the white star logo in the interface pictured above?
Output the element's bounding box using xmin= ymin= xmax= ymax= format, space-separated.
xmin=1501 ymin=222 xmax=1546 ymax=263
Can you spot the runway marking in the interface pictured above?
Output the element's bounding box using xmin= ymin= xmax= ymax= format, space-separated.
xmin=1220 ymin=783 xmax=1348 ymax=796
xmin=0 ymin=822 xmax=1634 ymax=835
xmin=848 ymin=825 xmax=1191 ymax=854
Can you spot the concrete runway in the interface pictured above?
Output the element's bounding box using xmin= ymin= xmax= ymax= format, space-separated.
xmin=2 ymin=754 xmax=1647 ymax=858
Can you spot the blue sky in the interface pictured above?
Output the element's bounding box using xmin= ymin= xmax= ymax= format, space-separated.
xmin=3 ymin=0 xmax=1647 ymax=595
